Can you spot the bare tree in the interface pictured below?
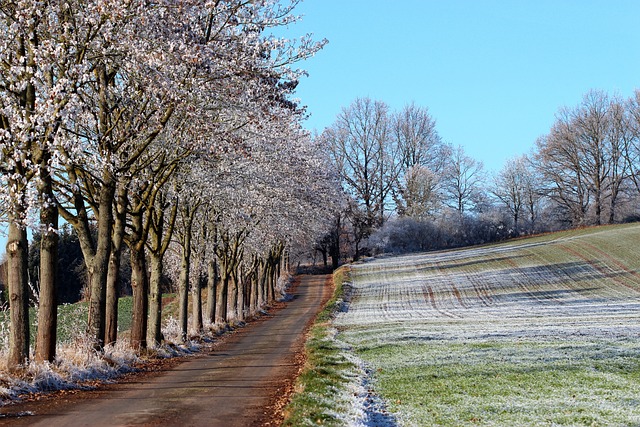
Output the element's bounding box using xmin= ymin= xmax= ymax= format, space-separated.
xmin=536 ymin=110 xmax=591 ymax=226
xmin=391 ymin=103 xmax=449 ymax=218
xmin=607 ymin=96 xmax=633 ymax=223
xmin=574 ymin=90 xmax=610 ymax=225
xmin=442 ymin=145 xmax=486 ymax=215
xmin=400 ymin=165 xmax=440 ymax=219
xmin=622 ymin=90 xmax=640 ymax=201
xmin=520 ymin=155 xmax=545 ymax=233
xmin=492 ymin=157 xmax=525 ymax=234
xmin=322 ymin=98 xmax=399 ymax=253
xmin=392 ymin=102 xmax=447 ymax=171
xmin=537 ymin=90 xmax=626 ymax=226
xmin=491 ymin=155 xmax=542 ymax=234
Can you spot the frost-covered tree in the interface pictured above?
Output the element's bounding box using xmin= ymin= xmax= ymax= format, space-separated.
xmin=491 ymin=155 xmax=543 ymax=235
xmin=0 ymin=0 xmax=120 ymax=366
xmin=442 ymin=145 xmax=486 ymax=215
xmin=1 ymin=0 xmax=329 ymax=363
xmin=400 ymin=165 xmax=440 ymax=220
xmin=322 ymin=98 xmax=399 ymax=259
xmin=156 ymin=91 xmax=339 ymax=339
xmin=536 ymin=91 xmax=620 ymax=226
xmin=63 ymin=0 xmax=324 ymax=351
xmin=391 ymin=103 xmax=449 ymax=217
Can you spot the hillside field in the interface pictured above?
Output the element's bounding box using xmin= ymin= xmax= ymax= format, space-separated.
xmin=335 ymin=223 xmax=640 ymax=426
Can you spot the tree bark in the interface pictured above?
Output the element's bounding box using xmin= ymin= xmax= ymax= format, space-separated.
xmin=330 ymin=215 xmax=341 ymax=270
xmin=129 ymin=242 xmax=148 ymax=351
xmin=148 ymin=196 xmax=177 ymax=346
xmin=249 ymin=265 xmax=258 ymax=317
xmin=178 ymin=224 xmax=192 ymax=342
xmin=236 ymin=266 xmax=244 ymax=322
xmin=258 ymin=262 xmax=267 ymax=308
xmin=149 ymin=252 xmax=164 ymax=346
xmin=215 ymin=273 xmax=228 ymax=325
xmin=104 ymin=247 xmax=121 ymax=346
xmin=128 ymin=193 xmax=150 ymax=351
xmin=226 ymin=269 xmax=238 ymax=323
xmin=609 ymin=198 xmax=617 ymax=224
xmin=266 ymin=263 xmax=275 ymax=303
xmin=191 ymin=268 xmax=203 ymax=334
xmin=86 ymin=181 xmax=115 ymax=350
xmin=105 ymin=184 xmax=126 ymax=346
xmin=35 ymin=175 xmax=58 ymax=362
xmin=205 ymin=260 xmax=217 ymax=324
xmin=7 ymin=219 xmax=30 ymax=370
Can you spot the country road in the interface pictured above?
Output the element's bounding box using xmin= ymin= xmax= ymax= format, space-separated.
xmin=0 ymin=274 xmax=331 ymax=427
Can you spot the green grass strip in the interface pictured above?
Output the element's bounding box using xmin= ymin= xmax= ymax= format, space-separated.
xmin=0 ymin=296 xmax=135 ymax=350
xmin=282 ymin=268 xmax=360 ymax=427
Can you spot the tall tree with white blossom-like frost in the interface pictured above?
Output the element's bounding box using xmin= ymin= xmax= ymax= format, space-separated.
xmin=0 ymin=0 xmax=330 ymax=364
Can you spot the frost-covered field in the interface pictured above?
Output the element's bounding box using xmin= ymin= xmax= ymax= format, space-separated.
xmin=335 ymin=224 xmax=640 ymax=426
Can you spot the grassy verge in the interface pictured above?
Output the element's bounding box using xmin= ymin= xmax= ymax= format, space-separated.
xmin=282 ymin=268 xmax=364 ymax=427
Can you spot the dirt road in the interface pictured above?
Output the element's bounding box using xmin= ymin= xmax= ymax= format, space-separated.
xmin=0 ymin=274 xmax=330 ymax=427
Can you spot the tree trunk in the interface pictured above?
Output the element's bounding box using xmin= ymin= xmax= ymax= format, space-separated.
xmin=147 ymin=193 xmax=178 ymax=347
xmin=105 ymin=248 xmax=121 ymax=346
xmin=129 ymin=244 xmax=148 ymax=351
xmin=205 ymin=260 xmax=217 ymax=324
xmin=86 ymin=182 xmax=115 ymax=350
xmin=191 ymin=271 xmax=203 ymax=335
xmin=105 ymin=184 xmax=126 ymax=346
xmin=595 ymin=186 xmax=602 ymax=226
xmin=7 ymin=219 xmax=30 ymax=370
xmin=609 ymin=195 xmax=617 ymax=224
xmin=258 ymin=263 xmax=267 ymax=308
xmin=148 ymin=208 xmax=165 ymax=348
xmin=320 ymin=249 xmax=327 ymax=267
xmin=330 ymin=215 xmax=341 ymax=270
xmin=148 ymin=252 xmax=164 ymax=346
xmin=236 ymin=267 xmax=244 ymax=322
xmin=105 ymin=246 xmax=121 ymax=346
xmin=176 ymin=203 xmax=197 ymax=342
xmin=271 ymin=262 xmax=278 ymax=300
xmin=215 ymin=273 xmax=228 ymax=325
xmin=191 ymin=250 xmax=204 ymax=334
xmin=266 ymin=263 xmax=275 ymax=303
xmin=178 ymin=234 xmax=191 ymax=342
xmin=249 ymin=269 xmax=258 ymax=316
xmin=178 ymin=261 xmax=189 ymax=341
xmin=226 ymin=270 xmax=238 ymax=323
xmin=35 ymin=175 xmax=58 ymax=362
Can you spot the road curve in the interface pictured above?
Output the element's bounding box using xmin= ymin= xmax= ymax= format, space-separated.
xmin=1 ymin=274 xmax=330 ymax=427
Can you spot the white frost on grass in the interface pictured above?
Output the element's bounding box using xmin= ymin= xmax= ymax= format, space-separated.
xmin=333 ymin=225 xmax=640 ymax=425
xmin=324 ymin=329 xmax=397 ymax=427
xmin=348 ymin=355 xmax=397 ymax=427
xmin=0 ymin=313 xmax=218 ymax=405
xmin=0 ymin=331 xmax=140 ymax=404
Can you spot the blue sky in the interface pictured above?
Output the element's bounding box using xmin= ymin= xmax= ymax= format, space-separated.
xmin=285 ymin=0 xmax=640 ymax=173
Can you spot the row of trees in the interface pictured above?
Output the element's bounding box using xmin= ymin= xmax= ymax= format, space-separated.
xmin=319 ymin=98 xmax=488 ymax=259
xmin=536 ymin=90 xmax=640 ymax=227
xmin=490 ymin=89 xmax=640 ymax=235
xmin=0 ymin=0 xmax=338 ymax=371
xmin=320 ymin=90 xmax=640 ymax=260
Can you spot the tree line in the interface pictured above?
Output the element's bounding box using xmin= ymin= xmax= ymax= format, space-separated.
xmin=319 ymin=90 xmax=640 ymax=261
xmin=0 ymin=1 xmax=338 ymax=371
